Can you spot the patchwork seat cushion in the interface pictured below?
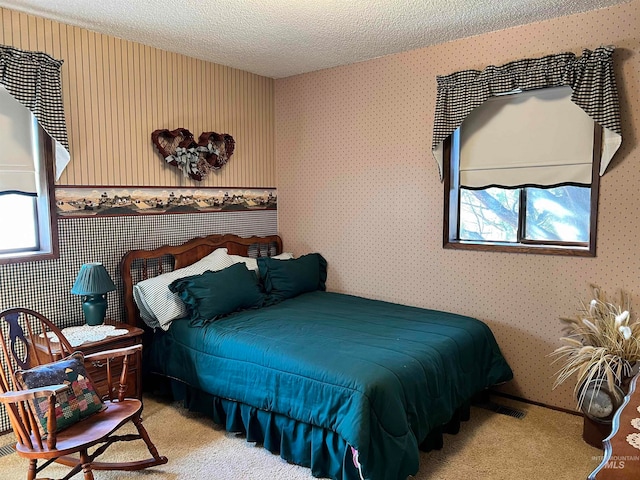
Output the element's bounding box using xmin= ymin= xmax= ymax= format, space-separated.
xmin=16 ymin=351 xmax=105 ymax=435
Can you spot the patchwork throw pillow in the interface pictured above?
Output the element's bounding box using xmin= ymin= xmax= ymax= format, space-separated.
xmin=15 ymin=352 xmax=105 ymax=435
xmin=169 ymin=262 xmax=266 ymax=326
xmin=257 ymin=253 xmax=327 ymax=303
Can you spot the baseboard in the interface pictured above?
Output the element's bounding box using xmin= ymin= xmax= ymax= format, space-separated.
xmin=489 ymin=389 xmax=582 ymax=417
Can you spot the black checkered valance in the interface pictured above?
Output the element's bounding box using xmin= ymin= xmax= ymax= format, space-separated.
xmin=0 ymin=44 xmax=70 ymax=181
xmin=431 ymin=46 xmax=622 ymax=181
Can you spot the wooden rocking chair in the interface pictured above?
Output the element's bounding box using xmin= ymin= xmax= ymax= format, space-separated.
xmin=0 ymin=308 xmax=167 ymax=479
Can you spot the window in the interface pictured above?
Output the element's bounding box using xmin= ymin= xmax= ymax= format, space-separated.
xmin=0 ymin=194 xmax=38 ymax=252
xmin=432 ymin=47 xmax=622 ymax=257
xmin=0 ymin=85 xmax=58 ymax=264
xmin=444 ymin=87 xmax=601 ymax=256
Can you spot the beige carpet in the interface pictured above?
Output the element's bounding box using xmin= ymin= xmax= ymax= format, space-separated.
xmin=0 ymin=395 xmax=602 ymax=479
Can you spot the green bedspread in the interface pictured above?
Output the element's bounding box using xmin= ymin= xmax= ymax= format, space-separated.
xmin=149 ymin=291 xmax=512 ymax=479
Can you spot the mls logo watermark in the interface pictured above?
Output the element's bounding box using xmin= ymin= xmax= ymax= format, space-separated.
xmin=592 ymin=455 xmax=640 ymax=469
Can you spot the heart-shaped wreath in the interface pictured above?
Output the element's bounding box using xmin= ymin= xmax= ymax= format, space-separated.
xmin=151 ymin=128 xmax=235 ymax=181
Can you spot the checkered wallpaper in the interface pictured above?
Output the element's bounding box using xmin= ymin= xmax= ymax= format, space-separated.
xmin=0 ymin=210 xmax=277 ymax=431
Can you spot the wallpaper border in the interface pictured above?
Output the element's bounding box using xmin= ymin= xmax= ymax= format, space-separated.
xmin=55 ymin=186 xmax=277 ymax=217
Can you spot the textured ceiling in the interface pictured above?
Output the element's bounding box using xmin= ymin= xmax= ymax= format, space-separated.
xmin=0 ymin=0 xmax=630 ymax=78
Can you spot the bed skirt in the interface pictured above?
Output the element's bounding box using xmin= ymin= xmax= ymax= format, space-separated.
xmin=152 ymin=376 xmax=472 ymax=480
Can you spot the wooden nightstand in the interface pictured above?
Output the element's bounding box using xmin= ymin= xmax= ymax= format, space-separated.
xmin=28 ymin=320 xmax=144 ymax=400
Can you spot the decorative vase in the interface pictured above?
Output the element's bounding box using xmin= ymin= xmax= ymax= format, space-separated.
xmin=82 ymin=294 xmax=107 ymax=326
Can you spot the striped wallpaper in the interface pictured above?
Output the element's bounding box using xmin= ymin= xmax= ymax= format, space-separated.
xmin=0 ymin=6 xmax=276 ymax=188
xmin=0 ymin=7 xmax=279 ymax=432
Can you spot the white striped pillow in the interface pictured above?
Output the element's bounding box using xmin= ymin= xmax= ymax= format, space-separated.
xmin=133 ymin=248 xmax=235 ymax=330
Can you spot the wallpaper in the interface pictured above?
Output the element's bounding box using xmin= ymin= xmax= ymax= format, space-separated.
xmin=0 ymin=6 xmax=276 ymax=188
xmin=0 ymin=210 xmax=277 ymax=431
xmin=275 ymin=0 xmax=640 ymax=410
xmin=0 ymin=6 xmax=278 ymax=317
xmin=0 ymin=6 xmax=278 ymax=325
xmin=0 ymin=6 xmax=279 ymax=431
xmin=0 ymin=211 xmax=277 ymax=328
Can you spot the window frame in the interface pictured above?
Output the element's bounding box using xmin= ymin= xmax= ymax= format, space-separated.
xmin=443 ymin=123 xmax=602 ymax=257
xmin=0 ymin=124 xmax=59 ymax=265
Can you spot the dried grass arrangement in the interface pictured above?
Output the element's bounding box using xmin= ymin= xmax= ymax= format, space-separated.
xmin=550 ymin=285 xmax=640 ymax=410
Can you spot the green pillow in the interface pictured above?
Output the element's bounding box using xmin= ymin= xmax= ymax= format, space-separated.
xmin=16 ymin=352 xmax=105 ymax=435
xmin=169 ymin=262 xmax=265 ymax=326
xmin=257 ymin=253 xmax=327 ymax=303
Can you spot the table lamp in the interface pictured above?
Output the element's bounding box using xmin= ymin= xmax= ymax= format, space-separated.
xmin=71 ymin=262 xmax=116 ymax=326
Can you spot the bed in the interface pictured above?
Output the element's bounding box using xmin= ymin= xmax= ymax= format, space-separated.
xmin=120 ymin=234 xmax=513 ymax=480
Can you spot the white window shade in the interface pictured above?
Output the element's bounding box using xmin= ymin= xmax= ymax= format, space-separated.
xmin=0 ymin=84 xmax=38 ymax=195
xmin=459 ymin=86 xmax=595 ymax=189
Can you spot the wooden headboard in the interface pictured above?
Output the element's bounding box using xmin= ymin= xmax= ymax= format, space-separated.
xmin=120 ymin=234 xmax=283 ymax=327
